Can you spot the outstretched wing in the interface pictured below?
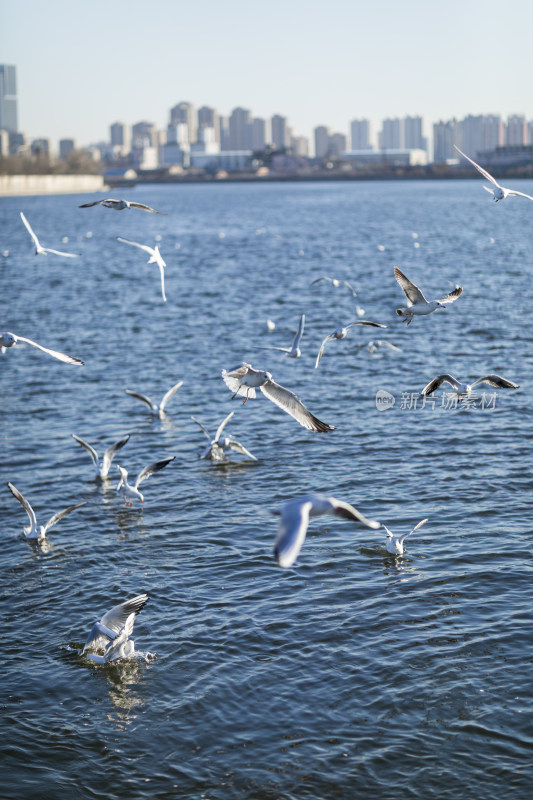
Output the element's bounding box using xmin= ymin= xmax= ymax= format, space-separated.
xmin=20 ymin=212 xmax=41 ymax=248
xmin=125 ymin=389 xmax=155 ymax=410
xmin=129 ymin=201 xmax=167 ymax=215
xmin=191 ymin=416 xmax=211 ymax=440
xmin=421 ymin=374 xmax=461 ymax=396
xmin=42 ymin=502 xmax=86 ymax=534
xmin=159 ymin=380 xmax=183 ymax=412
xmin=71 ymin=434 xmax=99 ymax=467
xmin=221 ymin=364 xmax=256 ymax=399
xmin=291 ymin=314 xmax=305 ymax=349
xmin=342 ymin=280 xmax=357 ymax=297
xmin=117 ymin=236 xmax=155 ymax=257
xmin=331 ymin=498 xmax=381 ymax=528
xmin=78 ymin=200 xmax=102 ymax=208
xmin=394 ymin=267 xmax=428 ymax=305
xmin=215 ymin=410 xmax=235 ymax=442
xmin=345 ymin=320 xmax=387 ymax=330
xmin=101 ymin=434 xmax=131 ymax=477
xmin=83 ymin=594 xmax=148 ymax=653
xmin=11 ymin=333 xmax=83 ymax=365
xmin=399 ymin=517 xmax=429 ymax=545
xmin=44 ymin=248 xmax=79 ymax=258
xmin=315 ymin=333 xmax=335 ymax=368
xmin=470 ymin=374 xmax=519 ymax=390
xmin=507 ymin=189 xmax=533 ymax=202
xmin=227 ymin=438 xmax=257 ymax=460
xmin=135 ymin=456 xmax=175 ymax=488
xmin=260 ymin=379 xmax=334 ymax=432
xmin=437 ymin=286 xmax=463 ymax=305
xmin=7 ymin=482 xmax=37 ymax=529
xmin=454 ymin=145 xmax=500 ymax=188
xmin=274 ymin=499 xmax=313 ymax=568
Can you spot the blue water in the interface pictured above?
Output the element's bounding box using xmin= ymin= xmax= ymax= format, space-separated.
xmin=1 ymin=179 xmax=532 ymax=799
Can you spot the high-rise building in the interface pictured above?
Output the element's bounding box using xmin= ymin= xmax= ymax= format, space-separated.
xmin=314 ymin=126 xmax=331 ymax=158
xmin=459 ymin=114 xmax=503 ymax=158
xmin=433 ymin=119 xmax=459 ymax=163
xmin=0 ymin=64 xmax=18 ymax=134
xmin=170 ymin=102 xmax=197 ymax=144
xmin=250 ymin=117 xmax=267 ymax=151
xmin=59 ymin=139 xmax=76 ymax=160
xmin=505 ymin=115 xmax=527 ymax=146
xmin=198 ymin=106 xmax=220 ymax=143
xmin=228 ymin=107 xmax=252 ymax=150
xmin=131 ymin=121 xmax=157 ymax=148
xmin=379 ymin=118 xmax=404 ymax=149
xmin=110 ymin=121 xmax=131 ymax=152
xmin=291 ymin=135 xmax=309 ymax=157
xmin=329 ymin=132 xmax=347 ymax=156
xmin=271 ymin=114 xmax=290 ymax=149
xmin=350 ymin=119 xmax=373 ymax=150
xmin=404 ymin=116 xmax=427 ymax=152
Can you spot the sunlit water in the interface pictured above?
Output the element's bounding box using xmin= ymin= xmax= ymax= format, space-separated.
xmin=1 ymin=179 xmax=532 ymax=799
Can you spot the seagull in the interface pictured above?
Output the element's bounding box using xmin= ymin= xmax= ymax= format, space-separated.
xmin=257 ymin=314 xmax=305 ymax=358
xmin=81 ymin=593 xmax=148 ymax=663
xmin=125 ymin=381 xmax=184 ymax=418
xmin=315 ymin=320 xmax=387 ymax=368
xmin=20 ymin=212 xmax=79 ymax=257
xmin=0 ymin=331 xmax=84 ymax=365
xmin=394 ymin=266 xmax=463 ymax=325
xmin=383 ymin=518 xmax=429 ymax=556
xmin=454 ymin=145 xmax=533 ymax=202
xmin=420 ymin=373 xmax=519 ymax=398
xmin=359 ymin=339 xmax=402 ymax=355
xmin=273 ymin=494 xmax=381 ymax=568
xmin=311 ymin=276 xmax=357 ymax=297
xmin=266 ymin=319 xmax=276 ymax=332
xmin=6 ymin=482 xmax=86 ymax=541
xmin=78 ymin=198 xmax=167 ymax=214
xmin=222 ymin=363 xmax=334 ymax=432
xmin=116 ymin=457 xmax=175 ymax=505
xmin=116 ymin=237 xmax=167 ymax=302
xmin=191 ymin=411 xmax=257 ymax=461
xmin=71 ymin=433 xmax=131 ymax=479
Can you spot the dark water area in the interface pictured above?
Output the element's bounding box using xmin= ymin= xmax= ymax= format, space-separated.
xmin=1 ymin=179 xmax=532 ymax=799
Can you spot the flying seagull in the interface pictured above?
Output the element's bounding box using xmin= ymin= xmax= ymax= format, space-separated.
xmin=20 ymin=212 xmax=79 ymax=257
xmin=315 ymin=320 xmax=387 ymax=368
xmin=273 ymin=494 xmax=381 ymax=568
xmin=116 ymin=237 xmax=167 ymax=302
xmin=78 ymin=198 xmax=167 ymax=214
xmin=311 ymin=277 xmax=357 ymax=297
xmin=191 ymin=411 xmax=257 ymax=461
xmin=257 ymin=313 xmax=305 ymax=358
xmin=454 ymin=145 xmax=533 ymax=202
xmin=359 ymin=339 xmax=402 ymax=355
xmin=71 ymin=433 xmax=131 ymax=479
xmin=0 ymin=331 xmax=84 ymax=365
xmin=420 ymin=373 xmax=519 ymax=398
xmin=125 ymin=381 xmax=184 ymax=417
xmin=80 ymin=593 xmax=148 ymax=663
xmin=6 ymin=481 xmax=86 ymax=541
xmin=116 ymin=457 xmax=175 ymax=505
xmin=383 ymin=518 xmax=429 ymax=556
xmin=222 ymin=362 xmax=334 ymax=432
xmin=394 ymin=266 xmax=462 ymax=325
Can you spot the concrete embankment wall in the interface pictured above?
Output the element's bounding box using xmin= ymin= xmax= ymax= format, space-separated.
xmin=0 ymin=174 xmax=105 ymax=196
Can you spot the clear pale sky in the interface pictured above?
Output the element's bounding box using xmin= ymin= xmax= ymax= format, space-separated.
xmin=2 ymin=0 xmax=532 ymax=148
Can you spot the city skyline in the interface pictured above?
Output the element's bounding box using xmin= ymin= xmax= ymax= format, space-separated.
xmin=2 ymin=0 xmax=533 ymax=150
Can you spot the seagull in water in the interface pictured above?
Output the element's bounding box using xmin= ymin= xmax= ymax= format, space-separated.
xmin=6 ymin=482 xmax=86 ymax=541
xmin=420 ymin=373 xmax=519 ymax=398
xmin=78 ymin=198 xmax=167 ymax=214
xmin=311 ymin=276 xmax=357 ymax=297
xmin=273 ymin=494 xmax=381 ymax=568
xmin=116 ymin=457 xmax=175 ymax=505
xmin=358 ymin=339 xmax=402 ymax=355
xmin=116 ymin=237 xmax=167 ymax=302
xmin=20 ymin=212 xmax=79 ymax=257
xmin=258 ymin=313 xmax=305 ymax=358
xmin=383 ymin=518 xmax=429 ymax=556
xmin=71 ymin=433 xmax=131 ymax=479
xmin=315 ymin=320 xmax=387 ymax=368
xmin=0 ymin=331 xmax=84 ymax=365
xmin=80 ymin=593 xmax=149 ymax=664
xmin=125 ymin=381 xmax=184 ymax=418
xmin=191 ymin=411 xmax=257 ymax=462
xmin=222 ymin=363 xmax=334 ymax=432
xmin=394 ymin=266 xmax=463 ymax=325
xmin=454 ymin=145 xmax=533 ymax=202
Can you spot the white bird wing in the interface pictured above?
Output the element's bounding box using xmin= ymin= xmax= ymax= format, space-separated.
xmin=125 ymin=389 xmax=155 ymax=410
xmin=375 ymin=340 xmax=402 ymax=351
xmin=43 ymin=247 xmax=79 ymax=258
xmin=221 ymin=364 xmax=256 ymax=399
xmin=101 ymin=434 xmax=131 ymax=476
xmin=128 ymin=201 xmax=167 ymax=215
xmin=191 ymin=416 xmax=211 ymax=440
xmin=394 ymin=267 xmax=428 ymax=305
xmin=215 ymin=411 xmax=235 ymax=442
xmin=78 ymin=200 xmax=104 ymax=208
xmin=330 ymin=498 xmax=381 ymax=528
xmin=20 ymin=211 xmax=41 ymax=249
xmin=454 ymin=145 xmax=500 ymax=188
xmin=71 ymin=434 xmax=99 ymax=467
xmin=506 ymin=189 xmax=533 ymax=202
xmin=345 ymin=320 xmax=387 ymax=330
xmin=42 ymin=501 xmax=86 ymax=534
xmin=159 ymin=381 xmax=183 ymax=412
xmin=226 ymin=438 xmax=257 ymax=460
xmin=311 ymin=277 xmax=332 ymax=286
xmin=342 ymin=280 xmax=357 ymax=297
xmin=470 ymin=374 xmax=519 ymax=390
xmin=315 ymin=333 xmax=335 ymax=368
xmin=7 ymin=482 xmax=37 ymax=530
xmin=83 ymin=594 xmax=148 ymax=652
xmin=291 ymin=314 xmax=305 ymax=348
xmin=135 ymin=457 xmax=175 ymax=488
xmin=437 ymin=286 xmax=463 ymax=305
xmin=421 ymin=374 xmax=461 ymax=395
xmin=399 ymin=517 xmax=429 ymax=544
xmin=10 ymin=333 xmax=84 ymax=365
xmin=260 ymin=379 xmax=334 ymax=432
xmin=274 ymin=499 xmax=313 ymax=568
xmin=117 ymin=236 xmax=155 ymax=257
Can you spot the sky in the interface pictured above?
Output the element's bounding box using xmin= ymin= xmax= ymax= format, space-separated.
xmin=2 ymin=0 xmax=533 ymax=150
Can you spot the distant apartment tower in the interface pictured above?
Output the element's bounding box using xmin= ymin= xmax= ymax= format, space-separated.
xmin=505 ymin=114 xmax=527 ymax=146
xmin=404 ymin=116 xmax=427 ymax=151
xmin=271 ymin=114 xmax=290 ymax=149
xmin=314 ymin=126 xmax=331 ymax=158
xmin=132 ymin=121 xmax=157 ymax=148
xmin=170 ymin=102 xmax=197 ymax=144
xmin=329 ymin=132 xmax=347 ymax=156
xmin=350 ymin=119 xmax=373 ymax=150
xmin=110 ymin=121 xmax=131 ymax=152
xmin=59 ymin=139 xmax=75 ymax=160
xmin=250 ymin=117 xmax=267 ymax=151
xmin=379 ymin=118 xmax=404 ymax=149
xmin=460 ymin=114 xmax=503 ymax=158
xmin=433 ymin=119 xmax=459 ymax=163
xmin=291 ymin=135 xmax=309 ymax=157
xmin=0 ymin=64 xmax=18 ymax=134
xmin=228 ymin=107 xmax=252 ymax=150
xmin=219 ymin=115 xmax=230 ymax=151
xmin=198 ymin=105 xmax=220 ymax=143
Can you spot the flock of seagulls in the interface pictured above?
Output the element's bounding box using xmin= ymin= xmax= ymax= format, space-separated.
xmin=5 ymin=150 xmax=525 ymax=662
